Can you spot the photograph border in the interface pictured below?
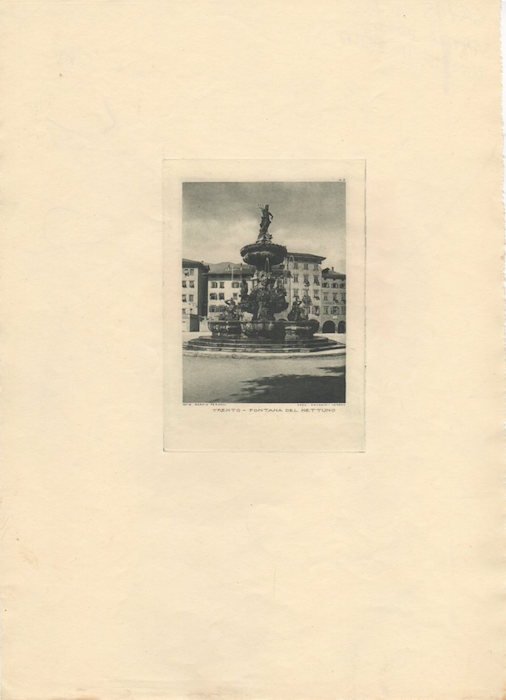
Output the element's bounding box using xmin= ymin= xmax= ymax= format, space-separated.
xmin=163 ymin=159 xmax=366 ymax=453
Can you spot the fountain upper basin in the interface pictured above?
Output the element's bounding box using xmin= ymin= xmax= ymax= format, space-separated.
xmin=240 ymin=242 xmax=287 ymax=269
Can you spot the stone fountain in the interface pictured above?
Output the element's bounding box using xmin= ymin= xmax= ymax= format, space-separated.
xmin=185 ymin=205 xmax=342 ymax=354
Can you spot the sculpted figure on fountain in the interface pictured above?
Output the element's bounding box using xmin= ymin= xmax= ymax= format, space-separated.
xmin=220 ymin=297 xmax=241 ymax=321
xmin=257 ymin=204 xmax=274 ymax=242
xmin=287 ymin=296 xmax=308 ymax=322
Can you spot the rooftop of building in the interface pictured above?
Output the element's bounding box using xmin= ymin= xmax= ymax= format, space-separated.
xmin=182 ymin=258 xmax=209 ymax=270
xmin=322 ymin=267 xmax=346 ymax=279
xmin=286 ymin=251 xmax=326 ymax=262
xmin=206 ymin=262 xmax=255 ymax=275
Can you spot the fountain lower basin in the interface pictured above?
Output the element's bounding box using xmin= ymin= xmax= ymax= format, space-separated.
xmin=209 ymin=318 xmax=320 ymax=342
xmin=187 ymin=319 xmax=344 ymax=356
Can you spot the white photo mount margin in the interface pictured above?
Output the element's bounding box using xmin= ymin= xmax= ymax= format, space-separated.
xmin=163 ymin=159 xmax=366 ymax=453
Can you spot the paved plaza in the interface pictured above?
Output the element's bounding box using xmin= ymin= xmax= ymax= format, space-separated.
xmin=183 ymin=335 xmax=346 ymax=404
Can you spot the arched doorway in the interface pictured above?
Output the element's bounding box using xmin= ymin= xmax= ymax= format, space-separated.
xmin=322 ymin=320 xmax=336 ymax=333
xmin=337 ymin=321 xmax=346 ymax=333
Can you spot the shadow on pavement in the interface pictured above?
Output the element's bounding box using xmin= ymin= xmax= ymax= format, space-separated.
xmin=228 ymin=367 xmax=345 ymax=403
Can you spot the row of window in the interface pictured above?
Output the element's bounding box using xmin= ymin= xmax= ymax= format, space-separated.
xmin=189 ymin=292 xmax=344 ymax=305
xmin=323 ymin=306 xmax=345 ymax=315
xmin=291 ymin=288 xmax=322 ymax=298
xmin=183 ymin=294 xmax=344 ymax=308
xmin=290 ymin=274 xmax=320 ymax=284
xmin=288 ymin=290 xmax=346 ymax=303
xmin=184 ymin=275 xmax=343 ymax=290
xmin=322 ymin=293 xmax=345 ymax=301
xmin=182 ymin=268 xmax=195 ymax=276
xmin=209 ymin=280 xmax=243 ymax=289
xmin=209 ymin=292 xmax=242 ymax=301
xmin=288 ymin=262 xmax=319 ymax=271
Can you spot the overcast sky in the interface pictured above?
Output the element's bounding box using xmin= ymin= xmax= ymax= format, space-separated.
xmin=182 ymin=181 xmax=345 ymax=271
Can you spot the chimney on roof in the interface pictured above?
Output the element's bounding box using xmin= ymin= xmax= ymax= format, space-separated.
xmin=332 ymin=266 xmax=334 ymax=271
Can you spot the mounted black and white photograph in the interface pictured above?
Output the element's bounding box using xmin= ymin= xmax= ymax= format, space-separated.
xmin=181 ymin=181 xmax=347 ymax=404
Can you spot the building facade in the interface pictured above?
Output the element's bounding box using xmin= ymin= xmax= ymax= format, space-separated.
xmin=320 ymin=267 xmax=346 ymax=333
xmin=281 ymin=251 xmax=326 ymax=322
xmin=206 ymin=262 xmax=254 ymax=318
xmin=181 ymin=253 xmax=345 ymax=332
xmin=182 ymin=258 xmax=209 ymax=330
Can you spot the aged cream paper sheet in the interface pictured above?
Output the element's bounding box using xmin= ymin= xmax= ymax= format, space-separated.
xmin=1 ymin=1 xmax=504 ymax=699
